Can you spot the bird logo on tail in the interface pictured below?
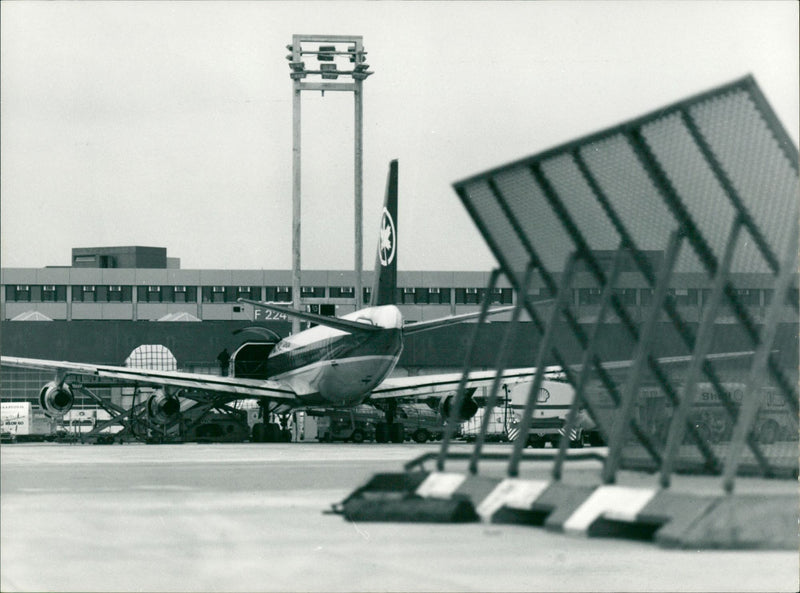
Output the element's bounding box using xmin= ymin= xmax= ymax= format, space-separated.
xmin=379 ymin=207 xmax=396 ymax=267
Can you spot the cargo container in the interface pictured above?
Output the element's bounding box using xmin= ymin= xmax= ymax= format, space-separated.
xmin=1 ymin=402 xmax=55 ymax=442
xmin=461 ymin=406 xmax=514 ymax=442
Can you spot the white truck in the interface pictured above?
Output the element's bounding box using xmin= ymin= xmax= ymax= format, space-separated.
xmin=635 ymin=382 xmax=797 ymax=445
xmin=1 ymin=402 xmax=55 ymax=442
xmin=462 ymin=381 xmax=603 ymax=447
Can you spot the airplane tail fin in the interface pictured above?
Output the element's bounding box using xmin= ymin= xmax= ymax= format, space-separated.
xmin=370 ymin=159 xmax=399 ymax=306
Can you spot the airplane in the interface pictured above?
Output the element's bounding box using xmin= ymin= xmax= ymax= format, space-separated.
xmin=1 ymin=160 xmax=539 ymax=443
xmin=0 ymin=161 xmax=757 ymax=444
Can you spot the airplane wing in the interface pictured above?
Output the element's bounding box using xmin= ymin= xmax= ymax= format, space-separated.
xmin=586 ymin=350 xmax=756 ymax=374
xmin=0 ymin=356 xmax=296 ymax=400
xmin=401 ymin=306 xmax=516 ymax=335
xmin=369 ymin=366 xmax=546 ymax=399
xmin=368 ymin=350 xmax=756 ymax=400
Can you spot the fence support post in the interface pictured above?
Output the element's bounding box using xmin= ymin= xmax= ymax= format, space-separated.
xmin=469 ymin=264 xmax=535 ymax=475
xmin=722 ymin=223 xmax=799 ymax=492
xmin=660 ymin=218 xmax=743 ymax=487
xmin=553 ymin=243 xmax=627 ymax=481
xmin=508 ymin=253 xmax=579 ymax=478
xmin=602 ymin=230 xmax=683 ymax=484
xmin=436 ymin=268 xmax=502 ymax=471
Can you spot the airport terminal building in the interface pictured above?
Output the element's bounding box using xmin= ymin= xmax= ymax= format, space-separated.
xmin=2 ymin=245 xmax=797 ymax=405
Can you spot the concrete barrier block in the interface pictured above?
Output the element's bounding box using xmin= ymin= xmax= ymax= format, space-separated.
xmin=679 ymin=493 xmax=800 ymax=550
xmin=637 ymin=490 xmax=719 ymax=548
xmin=337 ymin=471 xmax=480 ymax=523
xmin=476 ymin=478 xmax=550 ymax=520
xmin=453 ymin=474 xmax=502 ymax=508
xmin=564 ymin=485 xmax=657 ymax=536
xmin=533 ymin=482 xmax=598 ymax=531
xmin=342 ymin=496 xmax=478 ymax=523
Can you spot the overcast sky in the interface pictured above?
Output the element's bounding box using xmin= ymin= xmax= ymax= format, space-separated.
xmin=1 ymin=1 xmax=797 ymax=271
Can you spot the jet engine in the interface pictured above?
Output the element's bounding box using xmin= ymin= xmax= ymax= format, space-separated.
xmin=39 ymin=381 xmax=74 ymax=417
xmin=438 ymin=393 xmax=479 ymax=423
xmin=147 ymin=391 xmax=181 ymax=424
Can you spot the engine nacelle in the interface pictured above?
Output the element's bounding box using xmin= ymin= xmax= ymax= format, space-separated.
xmin=39 ymin=381 xmax=74 ymax=417
xmin=147 ymin=391 xmax=181 ymax=425
xmin=439 ymin=394 xmax=479 ymax=423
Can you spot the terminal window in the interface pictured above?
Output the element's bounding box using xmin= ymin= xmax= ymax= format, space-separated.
xmin=527 ymin=287 xmax=553 ymax=303
xmin=171 ymin=286 xmax=197 ymax=303
xmin=614 ymin=288 xmax=638 ymax=305
xmin=137 ymin=286 xmax=195 ymax=303
xmin=732 ymin=288 xmax=760 ymax=306
xmin=94 ymin=285 xmax=132 ymax=302
xmin=106 ymin=285 xmax=123 ymax=302
xmin=202 ymin=286 xmax=235 ymax=303
xmin=265 ymin=286 xmax=292 ymax=302
xmin=400 ymin=287 xmax=416 ymax=304
xmin=236 ymin=286 xmax=261 ymax=300
xmin=330 ymin=286 xmax=355 ymax=299
xmin=455 ymin=288 xmax=485 ymax=305
xmin=491 ymin=288 xmax=513 ymax=304
xmin=137 ymin=286 xmax=162 ymax=303
xmin=577 ymin=288 xmax=603 ymax=306
xmin=409 ymin=287 xmax=451 ymax=305
xmin=5 ymin=285 xmax=31 ymax=302
xmin=40 ymin=285 xmax=60 ymax=302
xmin=427 ymin=287 xmax=452 ymax=305
xmin=760 ymin=288 xmax=794 ymax=307
xmin=668 ymin=288 xmax=699 ymax=306
xmin=702 ymin=288 xmax=762 ymax=308
xmin=72 ymin=285 xmax=97 ymax=302
xmin=301 ymin=286 xmax=326 ymax=298
xmin=178 ymin=286 xmax=197 ymax=303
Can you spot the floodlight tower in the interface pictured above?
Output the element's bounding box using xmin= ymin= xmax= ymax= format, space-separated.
xmin=286 ymin=34 xmax=373 ymax=333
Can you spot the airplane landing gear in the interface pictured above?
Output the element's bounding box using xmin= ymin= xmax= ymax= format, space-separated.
xmin=375 ymin=422 xmax=404 ymax=443
xmin=278 ymin=414 xmax=293 ymax=442
xmin=252 ymin=404 xmax=292 ymax=443
xmin=251 ymin=421 xmax=291 ymax=442
xmin=375 ymin=401 xmax=405 ymax=443
xmin=389 ymin=422 xmax=404 ymax=443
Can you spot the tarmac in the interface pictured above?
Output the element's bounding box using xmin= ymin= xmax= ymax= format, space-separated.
xmin=1 ymin=441 xmax=798 ymax=592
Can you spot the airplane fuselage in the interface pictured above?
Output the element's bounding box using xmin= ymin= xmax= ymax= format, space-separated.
xmin=264 ymin=305 xmax=404 ymax=407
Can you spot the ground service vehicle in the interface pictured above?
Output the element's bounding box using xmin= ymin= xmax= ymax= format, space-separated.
xmin=184 ymin=410 xmax=251 ymax=443
xmin=462 ymin=406 xmax=514 ymax=442
xmin=316 ymin=403 xmax=443 ymax=443
xmin=396 ymin=403 xmax=444 ymax=443
xmin=637 ymin=382 xmax=797 ymax=445
xmin=503 ymin=381 xmax=604 ymax=448
xmin=316 ymin=405 xmax=384 ymax=443
xmin=1 ymin=402 xmax=55 ymax=442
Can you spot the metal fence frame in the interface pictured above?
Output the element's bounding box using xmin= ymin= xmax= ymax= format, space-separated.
xmin=443 ymin=76 xmax=798 ymax=490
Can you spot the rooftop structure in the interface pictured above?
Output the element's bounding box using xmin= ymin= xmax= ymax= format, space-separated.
xmin=71 ymin=246 xmax=178 ymax=269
